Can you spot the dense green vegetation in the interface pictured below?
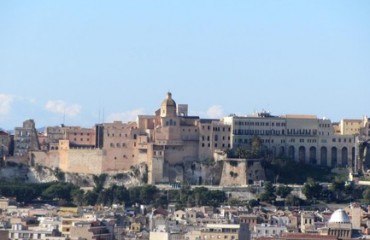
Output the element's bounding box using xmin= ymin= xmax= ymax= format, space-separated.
xmin=266 ymin=158 xmax=335 ymax=184
xmin=0 ymin=181 xmax=78 ymax=204
xmin=258 ymin=178 xmax=369 ymax=206
xmin=166 ymin=186 xmax=227 ymax=209
xmin=0 ymin=179 xmax=228 ymax=209
xmin=226 ymin=136 xmax=266 ymax=159
xmin=302 ymin=177 xmax=364 ymax=204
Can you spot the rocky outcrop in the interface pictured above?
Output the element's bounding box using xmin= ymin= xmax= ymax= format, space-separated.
xmin=0 ymin=161 xmax=148 ymax=188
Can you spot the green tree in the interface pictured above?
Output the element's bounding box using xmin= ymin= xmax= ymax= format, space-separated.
xmin=93 ymin=174 xmax=107 ymax=192
xmin=276 ymin=185 xmax=292 ymax=198
xmin=363 ymin=187 xmax=370 ymax=204
xmin=112 ymin=185 xmax=130 ymax=204
xmin=41 ymin=183 xmax=74 ymax=201
xmin=330 ymin=178 xmax=345 ymax=201
xmin=285 ymin=194 xmax=301 ymax=206
xmin=83 ymin=191 xmax=98 ymax=206
xmin=248 ymin=199 xmax=259 ymax=208
xmin=129 ymin=187 xmax=141 ymax=204
xmin=140 ymin=185 xmax=158 ymax=204
xmin=259 ymin=181 xmax=276 ymax=203
xmin=302 ymin=178 xmax=323 ymax=201
xmin=71 ymin=188 xmax=84 ymax=206
xmin=208 ymin=190 xmax=227 ymax=207
xmin=251 ymin=136 xmax=263 ymax=158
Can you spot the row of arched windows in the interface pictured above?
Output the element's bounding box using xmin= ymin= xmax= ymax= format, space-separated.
xmin=274 ymin=146 xmax=354 ymax=167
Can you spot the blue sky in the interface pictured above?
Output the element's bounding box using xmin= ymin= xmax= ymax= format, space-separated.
xmin=1 ymin=1 xmax=369 ymax=130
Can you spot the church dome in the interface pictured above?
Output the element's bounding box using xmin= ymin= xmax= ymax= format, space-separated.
xmin=160 ymin=92 xmax=177 ymax=118
xmin=161 ymin=92 xmax=176 ymax=108
xmin=328 ymin=209 xmax=351 ymax=224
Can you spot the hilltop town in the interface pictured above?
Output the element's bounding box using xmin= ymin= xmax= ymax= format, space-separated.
xmin=1 ymin=92 xmax=370 ymax=239
xmin=2 ymin=92 xmax=369 ymax=182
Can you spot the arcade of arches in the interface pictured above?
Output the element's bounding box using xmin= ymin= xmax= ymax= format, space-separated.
xmin=276 ymin=145 xmax=354 ymax=167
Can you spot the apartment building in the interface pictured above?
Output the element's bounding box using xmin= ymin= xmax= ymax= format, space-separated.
xmin=13 ymin=119 xmax=40 ymax=157
xmin=200 ymin=223 xmax=250 ymax=240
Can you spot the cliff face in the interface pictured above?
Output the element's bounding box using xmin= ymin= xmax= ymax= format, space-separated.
xmin=183 ymin=161 xmax=224 ymax=185
xmin=0 ymin=161 xmax=147 ymax=188
xmin=1 ymin=159 xmax=265 ymax=188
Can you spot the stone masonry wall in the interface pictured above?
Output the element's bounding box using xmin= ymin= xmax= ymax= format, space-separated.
xmin=220 ymin=159 xmax=247 ymax=186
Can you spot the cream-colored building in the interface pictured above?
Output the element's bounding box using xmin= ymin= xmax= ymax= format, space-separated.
xmin=141 ymin=92 xmax=231 ymax=183
xmin=223 ymin=113 xmax=356 ymax=167
xmin=200 ymin=223 xmax=250 ymax=240
xmin=0 ymin=197 xmax=9 ymax=210
xmin=46 ymin=125 xmax=96 ymax=149
xmin=31 ymin=93 xmax=370 ymax=178
xmin=31 ymin=92 xmax=231 ymax=182
xmin=339 ymin=119 xmax=362 ymax=135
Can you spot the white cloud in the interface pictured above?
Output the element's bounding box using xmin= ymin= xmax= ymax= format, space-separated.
xmin=107 ymin=109 xmax=144 ymax=123
xmin=45 ymin=100 xmax=81 ymax=117
xmin=0 ymin=94 xmax=14 ymax=116
xmin=206 ymin=105 xmax=224 ymax=119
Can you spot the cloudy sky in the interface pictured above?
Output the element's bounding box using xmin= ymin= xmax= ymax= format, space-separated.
xmin=1 ymin=1 xmax=370 ymax=130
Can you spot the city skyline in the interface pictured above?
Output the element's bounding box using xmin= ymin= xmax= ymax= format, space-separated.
xmin=1 ymin=1 xmax=370 ymax=129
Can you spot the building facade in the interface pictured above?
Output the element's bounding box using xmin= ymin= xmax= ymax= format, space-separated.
xmin=28 ymin=93 xmax=370 ymax=179
xmin=223 ymin=113 xmax=357 ymax=167
xmin=13 ymin=119 xmax=40 ymax=158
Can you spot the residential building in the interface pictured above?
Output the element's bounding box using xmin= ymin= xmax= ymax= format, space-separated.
xmin=13 ymin=119 xmax=40 ymax=157
xmin=253 ymin=223 xmax=287 ymax=238
xmin=69 ymin=221 xmax=113 ymax=240
xmin=200 ymin=223 xmax=250 ymax=240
